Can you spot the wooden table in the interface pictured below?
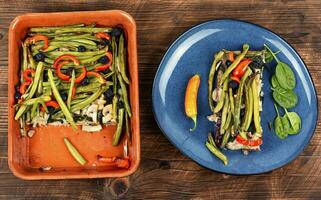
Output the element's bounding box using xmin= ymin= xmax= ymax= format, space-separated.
xmin=1 ymin=0 xmax=320 ymax=199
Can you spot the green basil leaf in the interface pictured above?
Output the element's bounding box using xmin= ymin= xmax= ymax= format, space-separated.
xmin=273 ymin=88 xmax=298 ymax=109
xmin=275 ymin=62 xmax=296 ymax=90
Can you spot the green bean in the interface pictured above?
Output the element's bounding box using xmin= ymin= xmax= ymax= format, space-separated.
xmin=64 ymin=137 xmax=87 ymax=166
xmin=73 ymin=93 xmax=90 ymax=100
xmin=30 ymin=100 xmax=38 ymax=119
xmin=117 ymin=73 xmax=132 ymax=117
xmin=27 ymin=48 xmax=36 ymax=68
xmin=48 ymin=69 xmax=77 ymax=130
xmin=21 ymin=96 xmax=51 ymax=106
xmin=125 ymin=112 xmax=130 ymax=140
xmin=221 ymin=128 xmax=231 ymax=148
xmin=70 ymin=39 xmax=97 ymax=46
xmin=228 ymin=88 xmax=234 ymax=115
xmin=26 ymin=110 xmax=31 ymax=123
xmin=37 ymin=70 xmax=43 ymax=95
xmin=208 ymin=133 xmax=215 ymax=146
xmin=112 ymin=108 xmax=125 ymax=146
xmin=242 ymin=80 xmax=254 ymax=131
xmin=213 ymin=79 xmax=228 ymax=113
xmin=252 ymin=74 xmax=262 ymax=134
xmin=39 ymin=100 xmax=48 ymax=113
xmin=208 ymin=51 xmax=224 ymax=112
xmin=206 ymin=142 xmax=228 ymax=165
xmin=30 ymin=24 xmax=86 ymax=32
xmin=119 ymin=34 xmax=130 ymax=84
xmin=15 ymin=105 xmax=28 ymax=120
xmin=223 ymin=107 xmax=232 ymax=131
xmin=220 ymin=94 xmax=229 ymax=134
xmin=22 ymin=42 xmax=28 ymax=71
xmin=67 ymin=70 xmax=75 ymax=109
xmin=220 ymin=44 xmax=250 ymax=85
xmin=112 ymin=96 xmax=118 ymax=120
xmin=54 ymin=27 xmax=112 ymax=34
xmin=45 ymin=48 xmax=106 ymax=57
xmin=74 ymin=82 xmax=104 ymax=93
xmin=233 ymin=68 xmax=252 ymax=131
xmin=26 ymin=62 xmax=44 ymax=100
xmin=80 ymin=53 xmax=106 ymax=64
xmin=53 ymin=34 xmax=100 ymax=42
xmin=70 ymin=86 xmax=106 ymax=112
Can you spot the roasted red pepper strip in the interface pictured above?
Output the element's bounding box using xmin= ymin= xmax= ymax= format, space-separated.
xmin=236 ymin=135 xmax=262 ymax=147
xmin=97 ymin=156 xmax=130 ymax=169
xmin=228 ymin=51 xmax=235 ymax=62
xmin=87 ymin=71 xmax=106 ymax=84
xmin=230 ymin=75 xmax=240 ymax=84
xmin=53 ymin=54 xmax=80 ymax=68
xmin=95 ymin=32 xmax=111 ymax=40
xmin=56 ymin=61 xmax=86 ymax=83
xmin=56 ymin=61 xmax=71 ymax=81
xmin=26 ymin=34 xmax=49 ymax=50
xmin=232 ymin=59 xmax=252 ymax=78
xmin=105 ymin=51 xmax=112 ymax=66
xmin=74 ymin=66 xmax=87 ymax=83
xmin=19 ymin=82 xmax=31 ymax=94
xmin=23 ymin=68 xmax=36 ymax=82
xmin=95 ymin=64 xmax=111 ymax=71
xmin=40 ymin=100 xmax=59 ymax=112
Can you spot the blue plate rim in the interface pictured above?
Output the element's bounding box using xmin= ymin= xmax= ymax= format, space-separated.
xmin=152 ymin=18 xmax=319 ymax=175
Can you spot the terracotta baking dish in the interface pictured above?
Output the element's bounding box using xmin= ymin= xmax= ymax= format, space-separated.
xmin=8 ymin=10 xmax=140 ymax=180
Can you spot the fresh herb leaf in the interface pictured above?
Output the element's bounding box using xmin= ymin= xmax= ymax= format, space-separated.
xmin=284 ymin=109 xmax=301 ymax=134
xmin=272 ymin=87 xmax=298 ymax=109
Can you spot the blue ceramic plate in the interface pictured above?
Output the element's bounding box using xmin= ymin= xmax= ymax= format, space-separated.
xmin=152 ymin=19 xmax=318 ymax=174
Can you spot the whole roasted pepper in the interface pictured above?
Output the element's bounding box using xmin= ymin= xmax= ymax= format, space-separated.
xmin=185 ymin=74 xmax=200 ymax=131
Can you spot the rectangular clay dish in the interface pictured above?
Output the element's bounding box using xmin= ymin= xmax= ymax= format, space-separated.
xmin=8 ymin=10 xmax=140 ymax=180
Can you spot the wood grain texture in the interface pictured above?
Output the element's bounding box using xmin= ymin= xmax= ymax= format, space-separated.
xmin=0 ymin=0 xmax=321 ymax=199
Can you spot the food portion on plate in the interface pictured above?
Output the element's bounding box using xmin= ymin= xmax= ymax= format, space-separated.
xmin=13 ymin=24 xmax=131 ymax=168
xmin=185 ymin=43 xmax=302 ymax=165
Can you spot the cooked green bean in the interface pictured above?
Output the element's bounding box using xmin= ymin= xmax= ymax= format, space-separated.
xmin=26 ymin=62 xmax=44 ymax=100
xmin=30 ymin=24 xmax=86 ymax=32
xmin=15 ymin=105 xmax=28 ymax=120
xmin=112 ymin=108 xmax=125 ymax=146
xmin=117 ymin=73 xmax=132 ymax=117
xmin=208 ymin=51 xmax=224 ymax=112
xmin=252 ymin=73 xmax=262 ymax=134
xmin=70 ymin=86 xmax=106 ymax=112
xmin=21 ymin=96 xmax=51 ymax=106
xmin=22 ymin=42 xmax=28 ymax=71
xmin=208 ymin=133 xmax=215 ymax=146
xmin=30 ymin=100 xmax=38 ymax=119
xmin=53 ymin=34 xmax=100 ymax=42
xmin=54 ymin=27 xmax=112 ymax=34
xmin=125 ymin=112 xmax=130 ymax=140
xmin=64 ymin=137 xmax=87 ymax=166
xmin=223 ymin=107 xmax=232 ymax=131
xmin=71 ymin=39 xmax=97 ymax=46
xmin=220 ymin=94 xmax=229 ymax=135
xmin=48 ymin=69 xmax=77 ymax=130
xmin=233 ymin=68 xmax=252 ymax=131
xmin=45 ymin=48 xmax=106 ymax=57
xmin=112 ymin=96 xmax=118 ymax=120
xmin=206 ymin=142 xmax=228 ymax=165
xmin=67 ymin=70 xmax=75 ymax=109
xmin=27 ymin=48 xmax=36 ymax=68
xmin=213 ymin=79 xmax=228 ymax=113
xmin=220 ymin=44 xmax=250 ymax=85
xmin=242 ymin=80 xmax=254 ymax=131
xmin=119 ymin=34 xmax=130 ymax=84
xmin=228 ymin=88 xmax=234 ymax=115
